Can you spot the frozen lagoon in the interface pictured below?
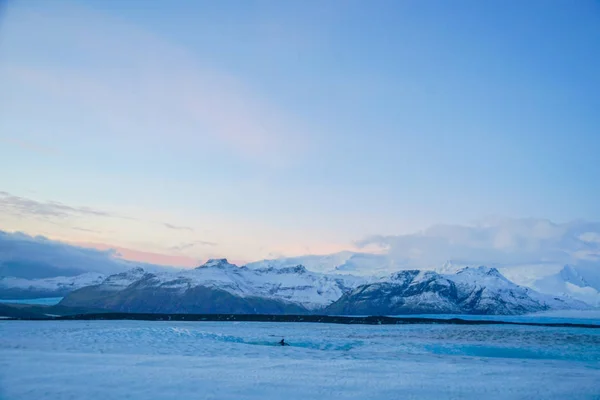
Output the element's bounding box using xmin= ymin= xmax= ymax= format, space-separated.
xmin=1 ymin=320 xmax=599 ymax=399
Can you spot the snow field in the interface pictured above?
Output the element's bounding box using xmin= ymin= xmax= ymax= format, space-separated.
xmin=1 ymin=320 xmax=599 ymax=399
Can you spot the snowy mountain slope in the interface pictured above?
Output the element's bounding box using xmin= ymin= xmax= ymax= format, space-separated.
xmin=531 ymin=265 xmax=600 ymax=307
xmin=435 ymin=262 xmax=600 ymax=307
xmin=0 ymin=272 xmax=105 ymax=299
xmin=59 ymin=261 xmax=588 ymax=316
xmin=250 ymin=252 xmax=600 ymax=308
xmin=60 ymin=259 xmax=367 ymax=313
xmin=325 ymin=266 xmax=588 ymax=316
xmin=449 ymin=266 xmax=583 ymax=312
xmin=495 ymin=263 xmax=565 ymax=289
xmin=96 ymin=267 xmax=148 ymax=291
xmin=246 ymin=252 xmax=396 ymax=277
xmin=154 ymin=259 xmax=366 ymax=309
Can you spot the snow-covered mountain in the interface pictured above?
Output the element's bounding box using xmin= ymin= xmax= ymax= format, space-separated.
xmin=60 ymin=259 xmax=366 ymax=313
xmin=93 ymin=267 xmax=147 ymax=291
xmin=325 ymin=266 xmax=588 ymax=315
xmin=0 ymin=272 xmax=105 ymax=299
xmin=531 ymin=265 xmax=600 ymax=307
xmin=248 ymin=253 xmax=600 ymax=308
xmin=59 ymin=261 xmax=587 ymax=315
xmin=161 ymin=259 xmax=365 ymax=309
xmin=246 ymin=252 xmax=396 ymax=277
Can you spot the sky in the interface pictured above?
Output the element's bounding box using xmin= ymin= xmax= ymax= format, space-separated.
xmin=0 ymin=0 xmax=599 ymax=266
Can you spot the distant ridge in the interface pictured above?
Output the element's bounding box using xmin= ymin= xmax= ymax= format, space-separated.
xmin=7 ymin=311 xmax=599 ymax=329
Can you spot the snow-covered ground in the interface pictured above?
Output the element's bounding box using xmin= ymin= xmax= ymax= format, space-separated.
xmin=1 ymin=320 xmax=599 ymax=399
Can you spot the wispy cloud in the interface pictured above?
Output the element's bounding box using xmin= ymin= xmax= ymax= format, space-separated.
xmin=170 ymin=240 xmax=217 ymax=252
xmin=75 ymin=241 xmax=199 ymax=268
xmin=0 ymin=192 xmax=193 ymax=239
xmin=0 ymin=191 xmax=112 ymax=219
xmin=163 ymin=223 xmax=194 ymax=232
xmin=70 ymin=226 xmax=102 ymax=233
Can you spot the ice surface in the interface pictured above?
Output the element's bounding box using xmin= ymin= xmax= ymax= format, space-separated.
xmin=0 ymin=297 xmax=63 ymax=306
xmin=1 ymin=320 xmax=599 ymax=399
xmin=0 ymin=273 xmax=105 ymax=291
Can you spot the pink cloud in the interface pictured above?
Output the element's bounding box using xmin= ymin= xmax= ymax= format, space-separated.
xmin=73 ymin=241 xmax=249 ymax=268
xmin=73 ymin=241 xmax=200 ymax=268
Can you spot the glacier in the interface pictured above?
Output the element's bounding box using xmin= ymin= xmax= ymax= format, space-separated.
xmin=1 ymin=320 xmax=598 ymax=399
xmin=0 ymin=272 xmax=105 ymax=299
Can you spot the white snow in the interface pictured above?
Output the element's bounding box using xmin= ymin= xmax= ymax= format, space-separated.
xmin=451 ymin=267 xmax=588 ymax=311
xmin=246 ymin=249 xmax=600 ymax=309
xmin=0 ymin=272 xmax=105 ymax=292
xmin=1 ymin=320 xmax=598 ymax=400
xmin=87 ymin=263 xmax=589 ymax=313
xmin=98 ymin=267 xmax=146 ymax=291
xmin=246 ymin=251 xmax=395 ymax=277
xmin=530 ymin=266 xmax=600 ymax=307
xmin=142 ymin=261 xmax=366 ymax=309
xmin=369 ymin=267 xmax=588 ymax=314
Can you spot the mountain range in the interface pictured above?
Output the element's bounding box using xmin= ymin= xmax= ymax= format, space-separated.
xmin=3 ymin=217 xmax=600 ymax=312
xmin=59 ymin=259 xmax=366 ymax=314
xmin=245 ymin=252 xmax=396 ymax=276
xmin=249 ymin=252 xmax=600 ymax=308
xmin=326 ymin=267 xmax=585 ymax=315
xmin=52 ymin=259 xmax=589 ymax=316
xmin=1 ymin=230 xmax=599 ymax=314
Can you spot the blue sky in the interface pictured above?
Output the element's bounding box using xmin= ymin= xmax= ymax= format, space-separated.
xmin=0 ymin=0 xmax=599 ymax=265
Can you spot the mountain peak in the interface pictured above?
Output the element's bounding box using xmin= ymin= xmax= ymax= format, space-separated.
xmin=98 ymin=267 xmax=148 ymax=291
xmin=197 ymin=258 xmax=236 ymax=269
xmin=456 ymin=266 xmax=502 ymax=277
xmin=109 ymin=267 xmax=145 ymax=279
xmin=326 ymin=263 xmax=586 ymax=315
xmin=389 ymin=270 xmax=421 ymax=283
xmin=559 ymin=265 xmax=588 ymax=287
xmin=277 ymin=265 xmax=308 ymax=274
xmin=436 ymin=260 xmax=467 ymax=274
